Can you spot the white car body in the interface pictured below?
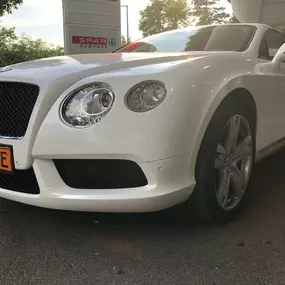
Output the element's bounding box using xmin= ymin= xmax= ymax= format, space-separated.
xmin=0 ymin=23 xmax=284 ymax=213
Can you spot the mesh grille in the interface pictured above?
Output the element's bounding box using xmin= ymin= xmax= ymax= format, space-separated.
xmin=0 ymin=168 xmax=40 ymax=194
xmin=54 ymin=159 xmax=148 ymax=189
xmin=0 ymin=82 xmax=39 ymax=138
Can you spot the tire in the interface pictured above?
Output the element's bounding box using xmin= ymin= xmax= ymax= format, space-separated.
xmin=0 ymin=198 xmax=7 ymax=213
xmin=189 ymin=96 xmax=256 ymax=224
xmin=0 ymin=198 xmax=7 ymax=225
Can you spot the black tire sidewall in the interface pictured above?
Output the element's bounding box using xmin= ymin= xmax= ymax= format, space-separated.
xmin=193 ymin=97 xmax=256 ymax=223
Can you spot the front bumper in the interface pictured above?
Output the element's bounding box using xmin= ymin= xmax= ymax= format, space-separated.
xmin=0 ymin=154 xmax=195 ymax=212
xmin=0 ymin=72 xmax=199 ymax=212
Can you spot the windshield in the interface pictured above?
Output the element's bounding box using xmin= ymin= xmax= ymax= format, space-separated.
xmin=116 ymin=25 xmax=256 ymax=53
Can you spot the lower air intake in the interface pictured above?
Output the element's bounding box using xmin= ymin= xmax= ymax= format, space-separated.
xmin=54 ymin=159 xmax=148 ymax=189
xmin=0 ymin=168 xmax=40 ymax=194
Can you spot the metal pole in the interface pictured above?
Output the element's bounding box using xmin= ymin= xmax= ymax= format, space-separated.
xmin=126 ymin=5 xmax=129 ymax=43
xmin=121 ymin=5 xmax=129 ymax=43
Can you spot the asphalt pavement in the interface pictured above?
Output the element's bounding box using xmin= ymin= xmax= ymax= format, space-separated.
xmin=1 ymin=149 xmax=285 ymax=285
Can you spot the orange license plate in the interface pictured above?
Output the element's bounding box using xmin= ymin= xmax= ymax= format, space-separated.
xmin=0 ymin=145 xmax=13 ymax=173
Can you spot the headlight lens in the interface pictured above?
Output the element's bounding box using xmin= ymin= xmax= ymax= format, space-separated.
xmin=126 ymin=81 xmax=167 ymax=112
xmin=61 ymin=83 xmax=115 ymax=128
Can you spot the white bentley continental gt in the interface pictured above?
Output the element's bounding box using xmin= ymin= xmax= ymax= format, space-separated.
xmin=0 ymin=23 xmax=284 ymax=223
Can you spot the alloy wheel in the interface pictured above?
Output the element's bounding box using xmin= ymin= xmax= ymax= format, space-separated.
xmin=214 ymin=115 xmax=253 ymax=211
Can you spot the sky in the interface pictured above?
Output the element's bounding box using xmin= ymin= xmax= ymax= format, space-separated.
xmin=0 ymin=0 xmax=232 ymax=47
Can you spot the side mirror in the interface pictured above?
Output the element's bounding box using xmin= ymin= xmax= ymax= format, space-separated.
xmin=272 ymin=43 xmax=285 ymax=66
xmin=255 ymin=43 xmax=285 ymax=74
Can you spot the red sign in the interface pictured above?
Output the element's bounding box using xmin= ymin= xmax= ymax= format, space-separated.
xmin=72 ymin=36 xmax=108 ymax=49
xmin=72 ymin=36 xmax=107 ymax=45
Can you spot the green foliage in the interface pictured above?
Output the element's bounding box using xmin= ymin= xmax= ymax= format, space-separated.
xmin=121 ymin=35 xmax=131 ymax=46
xmin=0 ymin=0 xmax=23 ymax=17
xmin=190 ymin=0 xmax=230 ymax=25
xmin=0 ymin=27 xmax=64 ymax=67
xmin=139 ymin=0 xmax=190 ymax=37
xmin=229 ymin=14 xmax=239 ymax=23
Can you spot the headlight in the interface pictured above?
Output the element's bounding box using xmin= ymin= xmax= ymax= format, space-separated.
xmin=61 ymin=83 xmax=115 ymax=128
xmin=125 ymin=81 xmax=167 ymax=112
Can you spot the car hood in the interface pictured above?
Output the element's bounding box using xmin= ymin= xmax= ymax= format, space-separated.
xmin=0 ymin=51 xmax=236 ymax=84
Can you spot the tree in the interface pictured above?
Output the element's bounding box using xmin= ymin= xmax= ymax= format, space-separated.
xmin=0 ymin=27 xmax=64 ymax=67
xmin=0 ymin=0 xmax=23 ymax=17
xmin=139 ymin=0 xmax=190 ymax=37
xmin=190 ymin=0 xmax=230 ymax=25
xmin=229 ymin=14 xmax=239 ymax=23
xmin=121 ymin=35 xmax=131 ymax=46
xmin=0 ymin=27 xmax=16 ymax=45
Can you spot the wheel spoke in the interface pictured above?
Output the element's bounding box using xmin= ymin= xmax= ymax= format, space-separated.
xmin=230 ymin=165 xmax=246 ymax=197
xmin=225 ymin=116 xmax=241 ymax=152
xmin=217 ymin=143 xmax=228 ymax=155
xmin=232 ymin=136 xmax=252 ymax=162
xmin=216 ymin=143 xmax=228 ymax=169
xmin=217 ymin=170 xmax=231 ymax=207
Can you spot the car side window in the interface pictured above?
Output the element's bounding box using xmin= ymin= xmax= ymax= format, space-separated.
xmin=259 ymin=29 xmax=285 ymax=60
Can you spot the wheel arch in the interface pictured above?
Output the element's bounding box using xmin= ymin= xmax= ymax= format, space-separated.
xmin=218 ymin=87 xmax=257 ymax=131
xmin=189 ymin=87 xmax=258 ymax=176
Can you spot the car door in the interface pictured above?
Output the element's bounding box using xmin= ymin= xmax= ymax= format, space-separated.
xmin=257 ymin=28 xmax=285 ymax=148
